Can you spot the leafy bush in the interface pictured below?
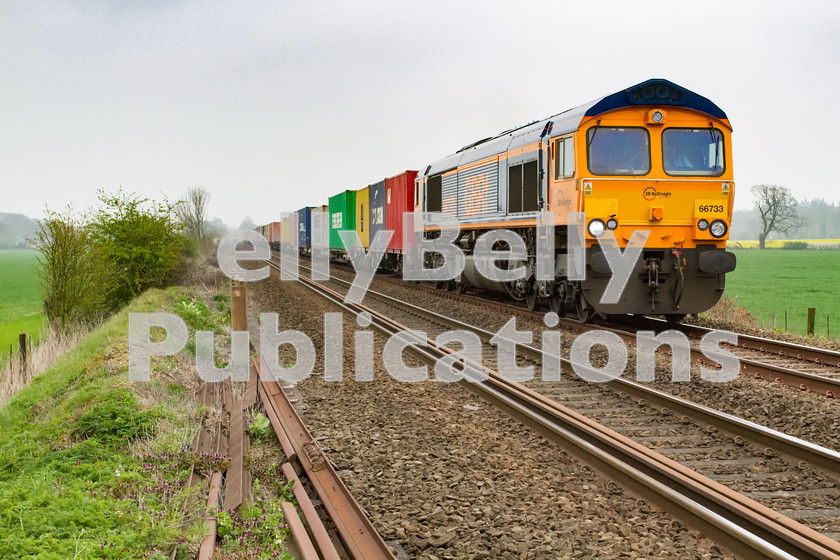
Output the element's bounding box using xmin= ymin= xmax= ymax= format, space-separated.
xmin=90 ymin=189 xmax=186 ymax=309
xmin=783 ymin=241 xmax=809 ymax=250
xmin=33 ymin=208 xmax=110 ymax=328
xmin=34 ymin=190 xmax=188 ymax=328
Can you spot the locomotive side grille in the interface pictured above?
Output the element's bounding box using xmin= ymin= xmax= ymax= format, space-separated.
xmin=457 ymin=160 xmax=500 ymax=219
xmin=442 ymin=172 xmax=458 ymax=216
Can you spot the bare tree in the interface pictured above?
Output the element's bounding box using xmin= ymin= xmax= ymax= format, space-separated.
xmin=239 ymin=216 xmax=256 ymax=231
xmin=175 ymin=186 xmax=210 ymax=252
xmin=751 ymin=184 xmax=806 ymax=249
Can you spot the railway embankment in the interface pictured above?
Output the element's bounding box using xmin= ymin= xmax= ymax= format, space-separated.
xmin=0 ymin=286 xmax=299 ymax=559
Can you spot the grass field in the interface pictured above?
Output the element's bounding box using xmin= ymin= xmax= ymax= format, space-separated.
xmin=723 ymin=249 xmax=840 ymax=338
xmin=728 ymin=239 xmax=840 ymax=249
xmin=0 ymin=249 xmax=45 ymax=361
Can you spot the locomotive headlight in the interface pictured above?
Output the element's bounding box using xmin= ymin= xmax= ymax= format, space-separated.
xmin=697 ymin=219 xmax=709 ymax=231
xmin=647 ymin=109 xmax=666 ymax=124
xmin=587 ymin=219 xmax=606 ymax=238
xmin=709 ymin=219 xmax=728 ymax=238
xmin=606 ymin=218 xmax=618 ymax=230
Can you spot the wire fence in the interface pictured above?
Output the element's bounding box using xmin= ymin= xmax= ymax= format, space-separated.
xmin=763 ymin=309 xmax=832 ymax=339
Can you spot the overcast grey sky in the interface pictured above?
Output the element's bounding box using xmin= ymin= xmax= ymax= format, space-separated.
xmin=2 ymin=0 xmax=839 ymax=227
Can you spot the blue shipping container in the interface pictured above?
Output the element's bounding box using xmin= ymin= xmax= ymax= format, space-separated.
xmin=297 ymin=206 xmax=313 ymax=249
xmin=369 ymin=180 xmax=386 ymax=245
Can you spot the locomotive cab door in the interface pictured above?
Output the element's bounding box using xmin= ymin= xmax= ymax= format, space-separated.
xmin=547 ymin=134 xmax=582 ymax=315
xmin=550 ymin=134 xmax=577 ymax=222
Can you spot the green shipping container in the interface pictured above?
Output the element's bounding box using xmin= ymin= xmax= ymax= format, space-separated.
xmin=328 ymin=190 xmax=357 ymax=250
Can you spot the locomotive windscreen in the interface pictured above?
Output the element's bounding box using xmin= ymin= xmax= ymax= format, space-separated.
xmin=586 ymin=127 xmax=651 ymax=176
xmin=662 ymin=128 xmax=725 ymax=176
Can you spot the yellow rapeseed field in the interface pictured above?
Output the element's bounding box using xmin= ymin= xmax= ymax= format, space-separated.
xmin=727 ymin=239 xmax=840 ymax=249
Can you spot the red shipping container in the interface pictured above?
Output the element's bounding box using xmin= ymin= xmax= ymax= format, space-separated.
xmin=385 ymin=170 xmax=418 ymax=252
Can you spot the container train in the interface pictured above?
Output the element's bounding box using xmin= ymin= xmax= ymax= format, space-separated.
xmin=258 ymin=78 xmax=736 ymax=322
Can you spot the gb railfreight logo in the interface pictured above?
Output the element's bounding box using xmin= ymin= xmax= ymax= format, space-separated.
xmin=643 ymin=186 xmax=672 ymax=201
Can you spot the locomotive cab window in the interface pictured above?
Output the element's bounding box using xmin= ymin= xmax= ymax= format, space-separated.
xmin=426 ymin=175 xmax=442 ymax=212
xmin=662 ymin=128 xmax=725 ymax=176
xmin=553 ymin=137 xmax=575 ymax=179
xmin=586 ymin=127 xmax=650 ymax=176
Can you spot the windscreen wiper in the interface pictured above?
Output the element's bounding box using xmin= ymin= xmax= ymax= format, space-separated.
xmin=587 ymin=119 xmax=602 ymax=149
xmin=709 ymin=122 xmax=720 ymax=170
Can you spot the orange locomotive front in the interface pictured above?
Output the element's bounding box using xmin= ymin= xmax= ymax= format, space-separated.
xmin=418 ymin=79 xmax=736 ymax=321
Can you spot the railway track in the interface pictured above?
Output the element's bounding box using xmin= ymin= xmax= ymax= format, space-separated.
xmin=190 ymin=313 xmax=397 ymax=560
xmin=267 ymin=256 xmax=840 ymax=559
xmin=626 ymin=316 xmax=840 ymax=395
xmin=318 ymin=258 xmax=840 ymax=400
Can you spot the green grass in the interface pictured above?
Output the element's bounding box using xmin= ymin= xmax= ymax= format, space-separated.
xmin=0 ymin=288 xmax=205 ymax=559
xmin=724 ymin=250 xmax=840 ymax=338
xmin=0 ymin=249 xmax=45 ymax=361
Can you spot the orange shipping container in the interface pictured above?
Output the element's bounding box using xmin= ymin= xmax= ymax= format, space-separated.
xmin=270 ymin=221 xmax=282 ymax=244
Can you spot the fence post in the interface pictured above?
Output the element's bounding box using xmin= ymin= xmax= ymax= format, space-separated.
xmin=784 ymin=310 xmax=788 ymax=332
xmin=231 ymin=279 xmax=248 ymax=332
xmin=828 ymin=315 xmax=831 ymax=338
xmin=772 ymin=313 xmax=776 ymax=331
xmin=807 ymin=307 xmax=816 ymax=336
xmin=18 ymin=333 xmax=27 ymax=370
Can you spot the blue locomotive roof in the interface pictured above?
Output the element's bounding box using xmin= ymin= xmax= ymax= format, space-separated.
xmin=425 ymin=79 xmax=728 ymax=176
xmin=585 ymin=78 xmax=727 ymax=121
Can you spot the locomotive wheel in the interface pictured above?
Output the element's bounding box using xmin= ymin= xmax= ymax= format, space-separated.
xmin=446 ymin=280 xmax=456 ymax=291
xmin=549 ymin=294 xmax=564 ymax=315
xmin=575 ymin=298 xmax=596 ymax=323
xmin=455 ymin=282 xmax=468 ymax=294
xmin=525 ymin=293 xmax=538 ymax=311
xmin=665 ymin=314 xmax=687 ymax=324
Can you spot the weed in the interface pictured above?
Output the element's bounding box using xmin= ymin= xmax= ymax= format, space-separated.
xmin=246 ymin=413 xmax=274 ymax=441
xmin=75 ymin=390 xmax=159 ymax=445
xmin=174 ymin=298 xmax=221 ymax=333
xmin=168 ymin=384 xmax=185 ymax=396
xmin=216 ymin=489 xmax=294 ymax=559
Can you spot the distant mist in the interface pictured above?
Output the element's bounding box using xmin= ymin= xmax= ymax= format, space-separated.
xmin=730 ymin=198 xmax=840 ymax=241
xmin=0 ymin=213 xmax=38 ymax=248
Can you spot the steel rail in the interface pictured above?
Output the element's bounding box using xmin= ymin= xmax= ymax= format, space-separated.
xmin=281 ymin=461 xmax=341 ymax=560
xmin=256 ymin=353 xmax=397 ymax=560
xmin=265 ymin=258 xmax=840 ymax=560
xmin=628 ymin=315 xmax=840 ymax=378
xmin=636 ymin=316 xmax=840 ymax=366
xmin=313 ymin=257 xmax=840 ymax=398
xmin=256 ymin=369 xmax=341 ymax=559
xmin=198 ymin=419 xmax=227 ymax=560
